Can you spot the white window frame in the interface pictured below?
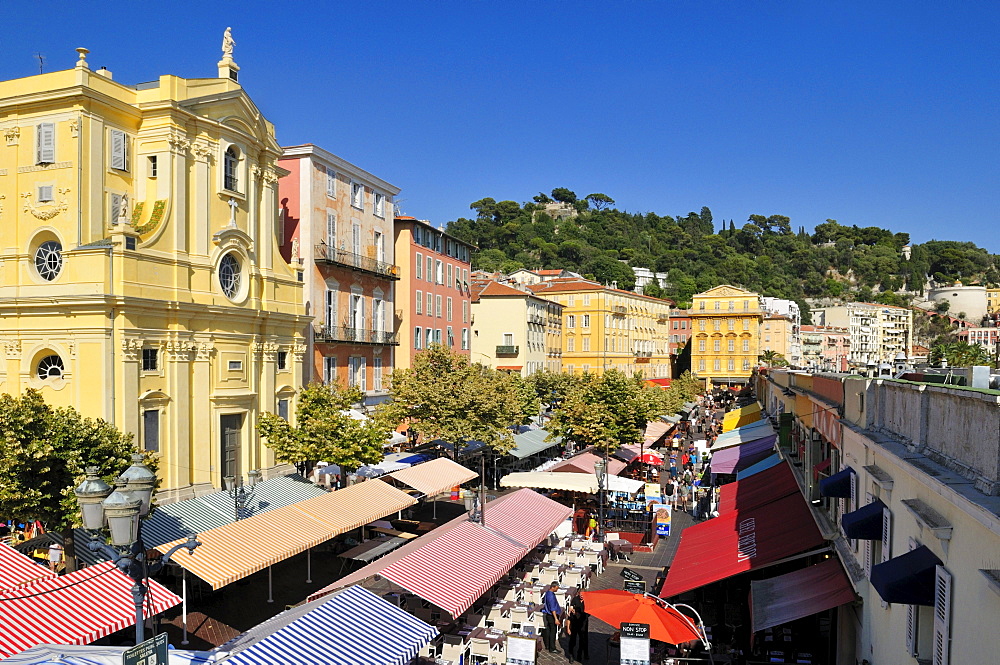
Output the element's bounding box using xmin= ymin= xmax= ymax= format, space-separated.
xmin=435 ymin=260 xmax=443 ymax=285
xmin=326 ymin=167 xmax=337 ymax=198
xmin=374 ymin=191 xmax=385 ymax=217
xmin=415 ymin=252 xmax=423 ymax=280
xmin=461 ymin=328 xmax=469 ymax=350
xmin=326 ymin=212 xmax=337 ymax=248
xmin=415 ymin=290 xmax=423 ymax=314
xmin=435 ymin=295 xmax=442 ymax=318
xmin=415 ymin=327 xmax=423 ymax=349
xmin=446 ymin=297 xmax=453 ymax=322
xmin=36 ymin=122 xmax=55 ymax=164
xmin=933 ymin=565 xmax=951 ymax=665
xmin=323 ymin=357 xmax=337 ymax=384
xmin=109 ymin=128 xmax=130 ymax=172
xmin=351 ymin=181 xmax=364 ymax=210
xmin=373 ymin=357 xmax=383 ymax=391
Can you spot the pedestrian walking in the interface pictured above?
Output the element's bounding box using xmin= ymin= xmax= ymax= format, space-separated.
xmin=542 ymin=582 xmax=563 ymax=653
xmin=565 ymin=593 xmax=590 ymax=662
xmin=47 ymin=542 xmax=63 ymax=572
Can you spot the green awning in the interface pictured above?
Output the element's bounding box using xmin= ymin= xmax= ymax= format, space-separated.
xmin=509 ymin=428 xmax=561 ymax=459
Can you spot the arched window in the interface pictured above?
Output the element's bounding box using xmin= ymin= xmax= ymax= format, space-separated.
xmin=37 ymin=354 xmax=64 ymax=380
xmin=224 ymin=146 xmax=239 ymax=192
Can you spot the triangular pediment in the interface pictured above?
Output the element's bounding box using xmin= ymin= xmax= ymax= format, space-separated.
xmin=698 ymin=284 xmax=755 ymax=297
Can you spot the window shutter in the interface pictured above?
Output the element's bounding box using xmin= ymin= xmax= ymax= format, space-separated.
xmin=360 ymin=357 xmax=367 ymax=390
xmin=849 ymin=473 xmax=859 ymax=550
xmin=36 ymin=123 xmax=55 ymax=163
xmin=864 ymin=538 xmax=872 ymax=578
xmin=905 ymin=537 xmax=919 ymax=656
xmin=933 ymin=566 xmax=952 ymax=665
xmin=110 ymin=129 xmax=126 ymax=170
xmin=880 ymin=506 xmax=892 ymax=608
xmin=325 ymin=290 xmax=335 ymax=329
xmin=110 ymin=193 xmax=122 ymax=225
xmin=327 ymin=212 xmax=336 ymax=247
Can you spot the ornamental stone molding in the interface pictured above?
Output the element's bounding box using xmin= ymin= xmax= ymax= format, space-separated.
xmin=249 ymin=164 xmax=262 ymax=180
xmin=22 ymin=188 xmax=71 ymax=221
xmin=262 ymin=169 xmax=279 ymax=184
xmin=194 ymin=342 xmax=214 ymax=362
xmin=69 ymin=119 xmax=79 ymax=138
xmin=262 ymin=342 xmax=279 ymax=361
xmin=165 ymin=340 xmax=196 ymax=361
xmin=190 ymin=142 xmax=214 ymax=162
xmin=4 ymin=127 xmax=18 ymax=146
xmin=168 ymin=135 xmax=191 ymax=155
xmin=2 ymin=339 xmax=20 ymax=360
xmin=121 ymin=338 xmax=142 ymax=361
xmin=291 ymin=343 xmax=307 ymax=358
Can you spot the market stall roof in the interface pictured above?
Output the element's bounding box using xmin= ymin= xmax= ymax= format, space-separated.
xmin=357 ymin=460 xmax=411 ymax=478
xmin=499 ymin=471 xmax=644 ymax=495
xmin=141 ymin=474 xmax=330 ymax=548
xmin=220 ymin=585 xmax=437 ymax=665
xmin=380 ymin=520 xmax=526 ymax=617
xmin=643 ymin=421 xmax=673 ymax=445
xmin=155 ymin=480 xmax=416 ymax=589
xmin=712 ymin=419 xmax=775 ymax=450
xmin=549 ymin=452 xmax=626 ymax=476
xmin=660 ymin=492 xmax=825 ymax=598
xmin=735 ymin=453 xmax=784 ymax=480
xmin=387 ymin=457 xmax=478 ymax=498
xmin=0 ymin=562 xmax=181 ymax=659
xmin=1 ymin=645 xmax=212 ymax=665
xmin=306 ymin=489 xmax=572 ymax=606
xmin=750 ymin=559 xmax=856 ymax=633
xmin=708 ymin=435 xmax=778 ymax=474
xmin=611 ymin=445 xmax=642 ymax=463
xmin=721 ymin=402 xmax=762 ymax=432
xmin=718 ymin=461 xmax=800 ymax=514
xmin=509 ymin=428 xmax=562 ymax=459
xmin=0 ymin=543 xmax=56 ymax=589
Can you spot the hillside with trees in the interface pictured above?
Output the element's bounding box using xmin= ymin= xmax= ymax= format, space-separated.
xmin=445 ymin=189 xmax=1000 ymax=323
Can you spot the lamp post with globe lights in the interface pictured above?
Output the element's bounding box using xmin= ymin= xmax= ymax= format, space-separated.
xmin=74 ymin=454 xmax=200 ymax=645
xmin=224 ymin=469 xmax=261 ymax=520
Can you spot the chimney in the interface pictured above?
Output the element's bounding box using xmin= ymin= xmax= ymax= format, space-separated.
xmin=96 ymin=67 xmax=113 ymax=79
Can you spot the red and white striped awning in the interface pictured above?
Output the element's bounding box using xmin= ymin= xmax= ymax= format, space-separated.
xmin=0 ymin=543 xmax=56 ymax=589
xmin=387 ymin=458 xmax=479 ymax=499
xmin=0 ymin=561 xmax=182 ymax=659
xmin=481 ymin=488 xmax=572 ymax=549
xmin=380 ymin=521 xmax=525 ymax=617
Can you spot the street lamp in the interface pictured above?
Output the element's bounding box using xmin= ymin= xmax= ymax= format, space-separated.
xmin=594 ymin=458 xmax=607 ymax=543
xmin=224 ymin=469 xmax=261 ymax=521
xmin=74 ymin=454 xmax=200 ymax=645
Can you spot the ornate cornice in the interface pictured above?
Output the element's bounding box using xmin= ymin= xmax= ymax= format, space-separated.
xmin=4 ymin=127 xmax=19 ymax=147
xmin=22 ymin=188 xmax=70 ymax=221
xmin=3 ymin=339 xmax=20 ymax=360
xmin=121 ymin=338 xmax=142 ymax=361
xmin=194 ymin=342 xmax=214 ymax=362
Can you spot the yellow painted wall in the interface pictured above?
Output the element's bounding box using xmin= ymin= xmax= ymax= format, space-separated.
xmin=690 ymin=285 xmax=763 ymax=385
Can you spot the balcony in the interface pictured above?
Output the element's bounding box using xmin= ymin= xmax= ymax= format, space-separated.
xmin=496 ymin=345 xmax=519 ymax=355
xmin=634 ymin=350 xmax=653 ymax=357
xmin=315 ymin=325 xmax=399 ymax=346
xmin=612 ymin=305 xmax=627 ymax=315
xmin=528 ymin=314 xmax=545 ymax=325
xmin=315 ymin=244 xmax=400 ymax=280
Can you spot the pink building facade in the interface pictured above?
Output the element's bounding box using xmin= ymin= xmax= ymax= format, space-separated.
xmin=801 ymin=325 xmax=850 ymax=372
xmin=394 ymin=216 xmax=473 ymax=369
xmin=278 ymin=145 xmax=400 ymax=406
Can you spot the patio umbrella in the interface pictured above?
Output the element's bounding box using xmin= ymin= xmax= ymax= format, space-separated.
xmin=636 ymin=452 xmax=664 ymax=466
xmin=580 ymin=590 xmax=702 ymax=644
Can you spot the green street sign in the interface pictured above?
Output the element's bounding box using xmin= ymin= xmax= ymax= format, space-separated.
xmin=122 ymin=633 xmax=168 ymax=665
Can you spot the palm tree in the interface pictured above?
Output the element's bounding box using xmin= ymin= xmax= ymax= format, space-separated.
xmin=759 ymin=349 xmax=789 ymax=367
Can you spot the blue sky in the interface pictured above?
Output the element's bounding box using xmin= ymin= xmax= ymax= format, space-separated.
xmin=5 ymin=2 xmax=999 ymax=252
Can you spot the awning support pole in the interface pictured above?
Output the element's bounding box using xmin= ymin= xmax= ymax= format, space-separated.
xmin=433 ymin=496 xmax=437 ymax=519
xmin=181 ymin=569 xmax=188 ymax=645
xmin=268 ymin=565 xmax=274 ymax=603
xmin=306 ymin=547 xmax=312 ymax=584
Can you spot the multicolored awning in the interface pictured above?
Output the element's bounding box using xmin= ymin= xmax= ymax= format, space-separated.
xmin=721 ymin=402 xmax=763 ymax=432
xmin=0 ymin=562 xmax=181 ymax=659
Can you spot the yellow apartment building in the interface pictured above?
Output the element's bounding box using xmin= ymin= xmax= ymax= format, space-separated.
xmin=469 ymin=279 xmax=563 ymax=375
xmin=987 ymin=287 xmax=1000 ymax=315
xmin=689 ymin=285 xmax=763 ymax=386
xmin=527 ymin=278 xmax=671 ymax=378
xmin=0 ymin=41 xmax=308 ymax=501
xmin=761 ymin=314 xmax=795 ymax=364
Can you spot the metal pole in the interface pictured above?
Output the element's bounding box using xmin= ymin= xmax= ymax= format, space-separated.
xmin=132 ymin=579 xmax=146 ymax=645
xmin=479 ymin=453 xmax=486 ymax=526
xmin=267 ymin=565 xmax=273 ymax=603
xmin=306 ymin=547 xmax=312 ymax=584
xmin=181 ymin=569 xmax=188 ymax=645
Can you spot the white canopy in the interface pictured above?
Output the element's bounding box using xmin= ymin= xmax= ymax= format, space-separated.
xmin=499 ymin=471 xmax=644 ymax=495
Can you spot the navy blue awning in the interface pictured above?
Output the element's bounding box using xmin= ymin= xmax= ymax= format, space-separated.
xmin=870 ymin=545 xmax=942 ymax=606
xmin=819 ymin=467 xmax=854 ymax=498
xmin=842 ymin=499 xmax=886 ymax=540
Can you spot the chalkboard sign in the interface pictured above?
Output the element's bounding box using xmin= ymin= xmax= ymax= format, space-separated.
xmin=623 ymin=579 xmax=647 ymax=594
xmin=620 ymin=622 xmax=650 ymax=639
xmin=620 ymin=567 xmax=643 ymax=581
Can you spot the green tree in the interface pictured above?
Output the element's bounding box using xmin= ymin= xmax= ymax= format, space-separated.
xmin=0 ymin=389 xmax=144 ymax=572
xmin=533 ymin=192 xmax=553 ymax=204
xmin=375 ymin=345 xmax=533 ymax=455
xmin=759 ymin=349 xmax=789 ymax=367
xmin=642 ymin=280 xmax=664 ymax=298
xmin=550 ymin=188 xmax=578 ymax=204
xmin=585 ymin=193 xmax=615 ymax=211
xmin=258 ymin=383 xmax=384 ymax=470
xmin=525 ymin=370 xmax=580 ymax=405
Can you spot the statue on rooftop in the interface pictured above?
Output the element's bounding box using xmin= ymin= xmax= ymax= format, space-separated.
xmin=222 ymin=27 xmax=235 ymax=60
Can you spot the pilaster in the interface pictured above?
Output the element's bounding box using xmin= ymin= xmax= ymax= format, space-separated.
xmin=165 ymin=340 xmax=194 ymax=489
xmin=192 ymin=341 xmax=214 ymax=487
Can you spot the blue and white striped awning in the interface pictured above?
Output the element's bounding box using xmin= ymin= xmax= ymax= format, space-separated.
xmin=220 ymin=585 xmax=437 ymax=665
xmin=141 ymin=475 xmax=329 ymax=548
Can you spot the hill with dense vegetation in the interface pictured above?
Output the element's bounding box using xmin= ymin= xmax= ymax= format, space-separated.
xmin=444 ymin=189 xmax=1000 ymax=323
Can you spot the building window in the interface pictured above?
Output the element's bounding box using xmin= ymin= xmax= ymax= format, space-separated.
xmin=224 ymin=145 xmax=239 ymax=191
xmin=425 ymin=292 xmax=433 ymax=317
xmin=744 ymin=300 xmax=750 ymax=311
xmin=349 ymin=356 xmax=366 ymax=389
xmin=568 ymin=338 xmax=575 ymax=352
xmin=228 ymin=360 xmax=243 ymax=371
xmin=37 ymin=354 xmax=64 ymax=380
xmin=435 ymin=329 xmax=442 ymax=344
xmin=109 ymin=129 xmax=130 ymax=171
xmin=326 ymin=212 xmax=337 ymax=248
xmin=415 ymin=290 xmax=423 ymax=314
xmin=326 ymin=167 xmax=337 ymax=197
xmin=698 ymin=339 xmax=706 ymax=352
xmin=435 ymin=260 xmax=443 ymax=284
xmin=373 ymin=357 xmax=383 ymax=390
xmin=277 ymin=399 xmax=289 ymax=421
xmin=148 ymin=155 xmax=158 ymax=178
xmin=35 ymin=122 xmax=56 ymax=164
xmin=446 ymin=326 xmax=454 ymax=347
xmin=714 ymin=302 xmax=720 ymax=310
xmin=583 ymin=294 xmax=591 ymax=306
xmin=447 ymin=264 xmax=453 ymax=288
xmin=277 ymin=351 xmax=288 ymax=370
xmin=743 ymin=359 xmax=751 ymax=371
xmin=568 ymin=295 xmax=575 ymax=306
xmin=415 ymin=327 xmax=423 ymax=349
xmin=567 ymin=315 xmax=576 ymax=328
xmin=462 ymin=300 xmax=469 ymax=323
xmin=426 ymin=256 xmax=433 ymax=282
xmin=583 ymin=314 xmax=590 ymax=328
xmin=219 ymin=253 xmax=242 ymax=299
xmin=446 ymin=297 xmax=453 ymax=321
xmin=142 ymin=348 xmax=158 ymax=371
xmin=582 ymin=337 xmax=591 ymax=352
xmin=714 ymin=340 xmax=721 ymax=352
xmin=698 ymin=359 xmax=706 ymax=371
xmin=38 ymin=185 xmax=55 ymax=203
xmin=698 ymin=320 xmax=705 ymax=331
xmin=415 ymin=252 xmax=423 ymax=280
xmin=713 ymin=320 xmax=721 ymax=331
xmin=503 ymin=333 xmax=514 ymax=346
xmin=714 ymin=358 xmax=721 ymax=371
xmin=435 ymin=295 xmax=443 ymax=318
xmin=743 ymin=319 xmax=750 ymax=330
xmin=461 ymin=328 xmax=469 ymax=350
xmin=743 ymin=339 xmax=750 ymax=352
xmin=142 ymin=409 xmax=160 ymax=452
xmin=728 ymin=319 xmax=735 ymax=330
xmin=728 ymin=340 xmax=735 ymax=352
xmin=425 ymin=328 xmax=433 ymax=348
xmin=351 ymin=181 xmax=364 ymax=209
xmin=34 ymin=241 xmax=63 ymax=281
xmin=728 ymin=358 xmax=735 ymax=371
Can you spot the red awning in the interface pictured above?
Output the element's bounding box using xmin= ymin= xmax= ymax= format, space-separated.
xmin=379 ymin=521 xmax=525 ymax=617
xmin=0 ymin=543 xmax=57 ymax=589
xmin=750 ymin=559 xmax=856 ymax=632
xmin=0 ymin=562 xmax=181 ymax=659
xmin=718 ymin=461 xmax=800 ymax=514
xmin=550 ymin=452 xmax=626 ymax=476
xmin=660 ymin=493 xmax=825 ymax=598
xmin=496 ymin=366 xmax=523 ymax=371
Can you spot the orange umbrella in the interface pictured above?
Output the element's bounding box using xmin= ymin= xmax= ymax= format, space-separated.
xmin=580 ymin=589 xmax=702 ymax=644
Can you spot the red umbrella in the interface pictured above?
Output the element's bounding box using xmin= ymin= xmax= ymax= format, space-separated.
xmin=579 ymin=589 xmax=702 ymax=644
xmin=636 ymin=452 xmax=664 ymax=466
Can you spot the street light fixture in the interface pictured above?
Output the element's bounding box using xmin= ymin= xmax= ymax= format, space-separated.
xmin=594 ymin=458 xmax=606 ymax=543
xmin=224 ymin=469 xmax=261 ymax=521
xmin=74 ymin=455 xmax=200 ymax=646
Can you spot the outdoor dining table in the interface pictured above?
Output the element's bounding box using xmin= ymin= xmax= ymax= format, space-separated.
xmin=608 ymin=538 xmax=634 ymax=559
xmin=337 ymin=536 xmax=408 ymax=572
xmin=369 ymin=526 xmax=418 ymax=539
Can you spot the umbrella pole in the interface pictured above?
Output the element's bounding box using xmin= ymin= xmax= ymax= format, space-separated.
xmin=268 ymin=565 xmax=274 ymax=603
xmin=181 ymin=569 xmax=188 ymax=645
xmin=306 ymin=547 xmax=312 ymax=584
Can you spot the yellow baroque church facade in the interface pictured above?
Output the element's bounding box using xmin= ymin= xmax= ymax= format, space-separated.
xmin=0 ymin=46 xmax=308 ymax=501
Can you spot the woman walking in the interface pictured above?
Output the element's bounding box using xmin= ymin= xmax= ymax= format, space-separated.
xmin=565 ymin=593 xmax=590 ymax=662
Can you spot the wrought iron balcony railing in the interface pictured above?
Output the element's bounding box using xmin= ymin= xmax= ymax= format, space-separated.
xmin=496 ymin=345 xmax=519 ymax=355
xmin=315 ymin=325 xmax=399 ymax=346
xmin=315 ymin=244 xmax=400 ymax=280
